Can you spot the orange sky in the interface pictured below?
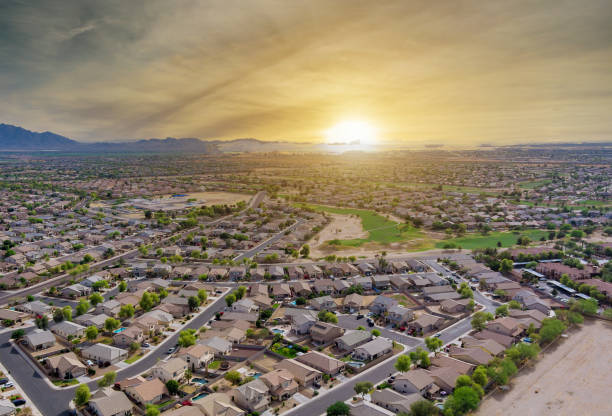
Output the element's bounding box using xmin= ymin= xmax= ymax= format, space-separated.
xmin=1 ymin=0 xmax=611 ymax=145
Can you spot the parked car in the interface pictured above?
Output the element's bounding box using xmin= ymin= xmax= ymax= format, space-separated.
xmin=312 ymin=382 xmax=321 ymax=389
xmin=86 ymin=360 xmax=94 ymax=366
xmin=12 ymin=399 xmax=26 ymax=406
xmin=167 ymin=347 xmax=176 ymax=354
xmin=0 ymin=378 xmax=8 ymax=385
xmin=4 ymin=382 xmax=14 ymax=388
xmin=181 ymin=400 xmax=193 ymax=406
xmin=142 ymin=343 xmax=150 ymax=348
xmin=356 ymin=314 xmax=364 ymax=320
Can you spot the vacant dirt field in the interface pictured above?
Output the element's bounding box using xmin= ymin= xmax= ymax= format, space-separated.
xmin=477 ymin=319 xmax=612 ymax=416
xmin=311 ymin=213 xmax=367 ymax=256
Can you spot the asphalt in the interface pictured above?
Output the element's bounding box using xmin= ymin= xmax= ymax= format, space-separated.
xmin=233 ymin=218 xmax=306 ymax=261
xmin=0 ymin=290 xmax=231 ymax=416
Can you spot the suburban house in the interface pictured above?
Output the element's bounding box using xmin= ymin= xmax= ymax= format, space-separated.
xmin=371 ymin=389 xmax=423 ymax=414
xmin=61 ymin=283 xmax=91 ymax=298
xmin=177 ymin=344 xmax=215 ymax=370
xmin=428 ymin=366 xmax=462 ymax=393
xmin=291 ymin=313 xmax=317 ymax=335
xmin=190 ymin=393 xmax=244 ymax=416
xmin=291 ymin=281 xmax=311 ymax=297
xmin=74 ymin=313 xmax=110 ymax=329
xmin=152 ymin=357 xmax=188 ymax=383
xmin=260 ymin=369 xmax=299 ymax=401
xmin=310 ymin=322 xmax=344 ymax=344
xmin=96 ymin=300 xmax=122 ymax=317
xmin=343 ymin=293 xmax=364 ymax=312
xmin=309 ymin=295 xmax=337 ymax=311
xmin=390 ymin=275 xmax=413 ymax=292
xmin=369 ymin=295 xmax=397 ymax=315
xmin=486 ymin=317 xmax=524 ymax=338
xmin=295 ymin=351 xmax=345 ymax=375
xmin=351 ymin=337 xmax=393 ymax=361
xmin=50 ymin=321 xmax=86 ymax=339
xmin=113 ymin=326 xmax=144 ymax=348
xmin=387 ymin=305 xmax=414 ymax=326
xmin=231 ymin=298 xmax=258 ymax=314
xmin=393 ymin=369 xmax=435 ymax=395
xmin=82 ymin=343 xmax=128 ymax=365
xmin=24 ymin=329 xmax=56 ymax=350
xmin=372 ymin=275 xmax=391 ymax=289
xmin=335 ymin=330 xmax=372 ymax=352
xmin=125 ymin=377 xmax=167 ymax=405
xmin=88 ymin=388 xmax=134 ymax=416
xmin=461 ymin=337 xmax=505 ymax=356
xmin=46 ymin=352 xmax=87 ymax=379
xmin=440 ymin=299 xmax=471 ymax=314
xmin=353 ymin=276 xmax=373 ymax=290
xmin=275 ymin=359 xmax=322 ymax=386
xmin=312 ymin=279 xmax=334 ymax=295
xmin=232 ymin=379 xmax=270 ymax=413
xmin=408 ymin=314 xmax=445 ymax=333
xmin=200 ymin=336 xmax=233 ymax=356
xmin=448 ymin=345 xmax=493 ymax=366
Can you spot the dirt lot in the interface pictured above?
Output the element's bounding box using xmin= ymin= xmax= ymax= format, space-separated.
xmin=477 ymin=319 xmax=612 ymax=416
xmin=163 ymin=191 xmax=250 ymax=205
xmin=310 ymin=214 xmax=366 ymax=257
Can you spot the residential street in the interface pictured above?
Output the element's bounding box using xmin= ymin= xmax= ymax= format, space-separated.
xmin=0 ymin=290 xmax=231 ymax=416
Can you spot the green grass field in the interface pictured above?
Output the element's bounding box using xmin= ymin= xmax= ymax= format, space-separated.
xmin=518 ymin=179 xmax=552 ymax=189
xmin=435 ymin=229 xmax=549 ymax=250
xmin=297 ymin=203 xmax=428 ymax=247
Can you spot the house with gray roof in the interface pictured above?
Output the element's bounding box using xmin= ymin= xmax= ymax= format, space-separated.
xmin=335 ymin=330 xmax=372 ymax=352
xmin=352 ymin=337 xmax=393 ymax=361
xmin=24 ymin=329 xmax=56 ymax=350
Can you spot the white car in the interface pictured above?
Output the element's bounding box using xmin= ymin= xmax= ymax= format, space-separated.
xmin=4 ymin=382 xmax=14 ymax=388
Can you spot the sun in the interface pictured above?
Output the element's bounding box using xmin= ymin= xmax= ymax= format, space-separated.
xmin=325 ymin=120 xmax=378 ymax=146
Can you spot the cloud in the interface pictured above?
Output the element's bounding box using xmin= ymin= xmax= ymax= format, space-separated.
xmin=0 ymin=0 xmax=611 ymax=144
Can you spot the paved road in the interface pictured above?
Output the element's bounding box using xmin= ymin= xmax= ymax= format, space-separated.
xmin=0 ymin=192 xmax=265 ymax=307
xmin=0 ymin=290 xmax=231 ymax=416
xmin=233 ymin=218 xmax=305 ymax=262
xmin=286 ymin=282 xmax=499 ymax=416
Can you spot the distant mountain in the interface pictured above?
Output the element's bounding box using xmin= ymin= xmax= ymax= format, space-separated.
xmin=209 ymin=138 xmax=322 ymax=153
xmin=0 ymin=123 xmax=77 ymax=149
xmin=0 ymin=124 xmax=217 ymax=154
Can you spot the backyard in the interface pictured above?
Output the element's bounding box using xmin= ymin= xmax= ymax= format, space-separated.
xmin=477 ymin=319 xmax=612 ymax=416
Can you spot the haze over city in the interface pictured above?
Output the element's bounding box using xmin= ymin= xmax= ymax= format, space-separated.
xmin=1 ymin=0 xmax=612 ymax=146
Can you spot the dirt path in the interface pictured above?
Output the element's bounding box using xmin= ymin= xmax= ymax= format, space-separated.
xmin=476 ymin=319 xmax=612 ymax=416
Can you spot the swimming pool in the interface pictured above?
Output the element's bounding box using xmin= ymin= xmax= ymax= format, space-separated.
xmin=192 ymin=378 xmax=208 ymax=385
xmin=271 ymin=328 xmax=285 ymax=335
xmin=347 ymin=361 xmax=366 ymax=368
xmin=193 ymin=393 xmax=208 ymax=401
xmin=113 ymin=327 xmax=126 ymax=334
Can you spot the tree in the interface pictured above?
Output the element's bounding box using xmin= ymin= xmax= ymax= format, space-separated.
xmin=371 ymin=329 xmax=381 ymax=337
xmin=425 ymin=336 xmax=443 ymax=352
xmin=300 ymin=244 xmax=310 ymax=258
xmin=178 ymin=329 xmax=197 ymax=347
xmin=508 ymin=300 xmax=522 ymax=309
xmin=471 ymin=366 xmax=488 ymax=387
xmin=34 ymin=314 xmax=49 ymax=329
xmin=354 ymin=381 xmax=373 ymax=398
xmin=119 ymin=304 xmax=135 ymax=319
xmin=104 ymin=317 xmax=121 ymax=332
xmin=406 ymin=400 xmax=440 ymax=416
xmin=295 ymin=297 xmax=306 ymax=305
xmin=471 ymin=311 xmax=493 ymax=331
xmin=74 ymin=384 xmax=91 ymax=406
xmin=409 ymin=347 xmax=431 ymax=369
xmin=505 ymin=343 xmax=540 ymax=365
xmin=166 ymin=379 xmax=180 ymax=395
xmin=225 ymin=370 xmax=242 ymax=385
xmin=76 ymin=299 xmax=90 ymax=316
xmin=326 ymin=401 xmax=350 ymax=416
xmin=145 ymin=404 xmax=160 ymax=416
xmin=495 ymin=304 xmax=509 ymax=317
xmin=129 ymin=342 xmax=140 ymax=353
xmin=395 ymin=355 xmax=411 ymax=373
xmin=85 ymin=326 xmax=98 ymax=341
xmin=97 ymin=371 xmax=116 ymax=388
xmin=445 ymin=386 xmax=480 ymax=415
xmin=499 ymin=258 xmax=513 ymax=273
xmin=184 ymin=368 xmax=192 ymax=382
xmin=197 ymin=289 xmax=208 ymax=303
xmin=188 ymin=296 xmax=201 ymax=311
xmin=603 ymin=308 xmax=612 ymax=319
xmin=225 ymin=293 xmax=236 ymax=307
xmin=139 ymin=292 xmax=155 ymax=311
xmin=118 ymin=280 xmax=127 ymax=292
xmin=317 ymin=310 xmax=338 ymax=323
xmin=62 ymin=306 xmax=73 ymax=321
xmin=53 ymin=308 xmax=65 ymax=323
xmin=539 ymin=318 xmax=566 ymax=343
xmin=11 ymin=329 xmax=25 ymax=339
xmin=235 ymin=286 xmax=246 ymax=300
xmin=455 ymin=375 xmax=473 ymax=389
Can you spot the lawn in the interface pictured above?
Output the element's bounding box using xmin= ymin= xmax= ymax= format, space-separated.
xmin=125 ymin=352 xmax=144 ymax=364
xmin=435 ymin=229 xmax=549 ymax=250
xmin=207 ymin=360 xmax=221 ymax=370
xmin=518 ymin=179 xmax=552 ymax=189
xmin=296 ymin=203 xmax=428 ymax=247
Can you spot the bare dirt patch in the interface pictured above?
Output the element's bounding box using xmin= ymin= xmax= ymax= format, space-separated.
xmin=476 ymin=319 xmax=612 ymax=416
xmin=310 ymin=214 xmax=367 ymax=256
xmin=163 ymin=191 xmax=250 ymax=205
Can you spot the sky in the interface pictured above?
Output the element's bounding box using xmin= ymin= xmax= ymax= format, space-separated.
xmin=1 ymin=0 xmax=611 ymax=145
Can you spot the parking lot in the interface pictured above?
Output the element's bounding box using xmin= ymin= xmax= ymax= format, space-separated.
xmin=336 ymin=314 xmax=422 ymax=347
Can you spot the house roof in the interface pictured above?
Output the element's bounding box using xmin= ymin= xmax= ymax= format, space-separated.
xmin=449 ymin=346 xmax=493 ymax=365
xmin=395 ymin=369 xmax=434 ymax=390
xmin=51 ymin=320 xmax=85 ymax=335
xmin=130 ymin=378 xmax=167 ymax=402
xmin=337 ymin=330 xmax=371 ymax=347
xmin=295 ymin=351 xmax=344 ymax=374
xmin=83 ymin=343 xmax=127 ymax=360
xmin=275 ymin=358 xmax=321 ymax=379
xmin=156 ymin=357 xmax=187 ymax=374
xmin=25 ymin=329 xmax=55 ymax=346
xmin=89 ymin=389 xmax=133 ymax=416
xmin=193 ymin=393 xmax=243 ymax=416
xmin=430 ymin=354 xmax=475 ymax=375
xmin=355 ymin=337 xmax=393 ymax=356
xmin=371 ymin=388 xmax=422 ymax=413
